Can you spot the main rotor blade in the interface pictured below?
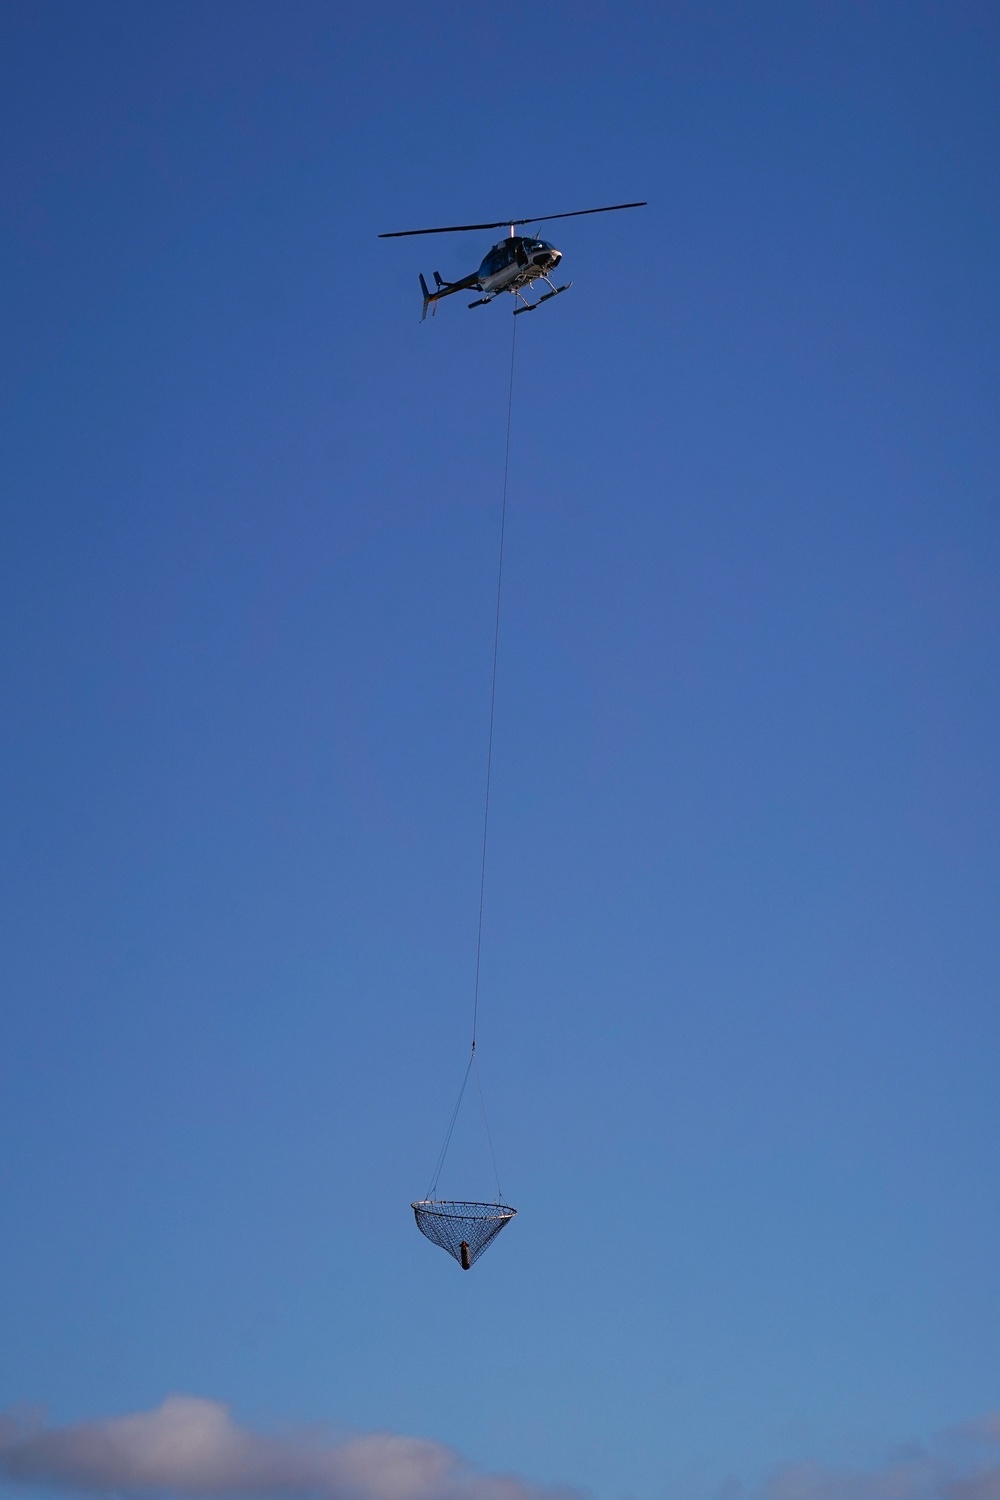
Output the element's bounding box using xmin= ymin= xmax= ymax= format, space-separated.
xmin=379 ymin=219 xmax=517 ymax=238
xmin=515 ymin=200 xmax=647 ymax=227
xmin=378 ymin=201 xmax=646 ymax=238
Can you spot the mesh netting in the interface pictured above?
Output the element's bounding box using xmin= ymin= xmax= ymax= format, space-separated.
xmin=412 ymin=1199 xmax=517 ymax=1269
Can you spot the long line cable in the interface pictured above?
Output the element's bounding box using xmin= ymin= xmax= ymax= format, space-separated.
xmin=425 ymin=313 xmax=517 ymax=1203
xmin=472 ymin=312 xmax=517 ymax=1052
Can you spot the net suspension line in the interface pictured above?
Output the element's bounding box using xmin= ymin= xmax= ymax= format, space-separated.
xmin=426 ymin=315 xmax=518 ymax=1204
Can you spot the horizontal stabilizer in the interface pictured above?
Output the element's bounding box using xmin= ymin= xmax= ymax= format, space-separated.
xmin=416 ymin=269 xmax=481 ymax=320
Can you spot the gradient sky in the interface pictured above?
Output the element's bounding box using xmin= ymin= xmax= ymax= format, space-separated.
xmin=2 ymin=5 xmax=999 ymax=1500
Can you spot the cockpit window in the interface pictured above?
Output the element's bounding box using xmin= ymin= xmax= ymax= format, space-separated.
xmin=482 ymin=249 xmax=507 ymax=275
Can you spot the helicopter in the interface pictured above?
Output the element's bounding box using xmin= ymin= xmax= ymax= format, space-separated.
xmin=379 ymin=201 xmax=646 ymax=319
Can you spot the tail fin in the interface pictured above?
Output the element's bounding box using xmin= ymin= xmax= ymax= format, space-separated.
xmin=419 ymin=273 xmax=433 ymax=321
xmin=433 ymin=271 xmax=450 ymax=289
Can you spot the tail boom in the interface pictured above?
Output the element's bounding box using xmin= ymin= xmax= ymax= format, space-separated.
xmin=418 ymin=270 xmax=480 ymax=320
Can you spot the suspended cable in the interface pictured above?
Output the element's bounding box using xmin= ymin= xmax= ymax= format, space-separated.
xmin=472 ymin=312 xmax=517 ymax=1053
xmin=472 ymin=1051 xmax=502 ymax=1202
xmin=426 ymin=1050 xmax=474 ymax=1201
xmin=423 ymin=314 xmax=517 ymax=1206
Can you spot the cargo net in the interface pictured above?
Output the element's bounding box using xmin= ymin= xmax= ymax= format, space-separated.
xmin=412 ymin=1200 xmax=516 ymax=1270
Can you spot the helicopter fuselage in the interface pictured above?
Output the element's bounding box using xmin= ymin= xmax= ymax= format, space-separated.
xmin=419 ymin=235 xmax=567 ymax=318
xmin=475 ymin=235 xmax=562 ymax=293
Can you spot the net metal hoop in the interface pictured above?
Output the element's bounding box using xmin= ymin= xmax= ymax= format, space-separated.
xmin=412 ymin=1199 xmax=516 ymax=1269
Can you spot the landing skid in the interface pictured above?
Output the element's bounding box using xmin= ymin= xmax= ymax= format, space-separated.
xmin=512 ymin=281 xmax=572 ymax=315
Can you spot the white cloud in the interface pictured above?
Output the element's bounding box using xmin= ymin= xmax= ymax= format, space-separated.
xmin=761 ymin=1418 xmax=1000 ymax=1500
xmin=6 ymin=1398 xmax=1000 ymax=1500
xmin=953 ymin=1417 xmax=1000 ymax=1449
xmin=0 ymin=1397 xmax=575 ymax=1500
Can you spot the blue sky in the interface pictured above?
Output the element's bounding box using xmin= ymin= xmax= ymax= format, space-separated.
xmin=1 ymin=5 xmax=998 ymax=1500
